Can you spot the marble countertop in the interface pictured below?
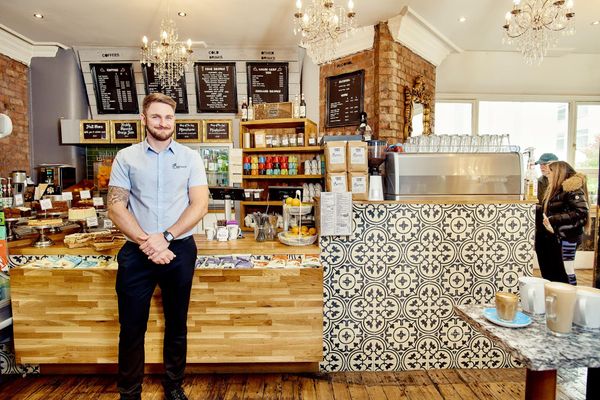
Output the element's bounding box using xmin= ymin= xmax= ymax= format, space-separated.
xmin=454 ymin=304 xmax=600 ymax=371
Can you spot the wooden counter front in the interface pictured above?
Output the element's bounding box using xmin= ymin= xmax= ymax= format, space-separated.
xmin=10 ymin=266 xmax=323 ymax=365
xmin=8 ymin=234 xmax=320 ymax=256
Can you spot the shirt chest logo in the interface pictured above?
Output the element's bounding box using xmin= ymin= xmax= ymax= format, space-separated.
xmin=172 ymin=163 xmax=188 ymax=169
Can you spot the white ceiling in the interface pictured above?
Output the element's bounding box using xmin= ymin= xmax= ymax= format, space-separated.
xmin=0 ymin=0 xmax=599 ymax=53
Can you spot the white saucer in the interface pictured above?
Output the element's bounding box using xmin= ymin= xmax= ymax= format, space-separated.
xmin=483 ymin=307 xmax=532 ymax=328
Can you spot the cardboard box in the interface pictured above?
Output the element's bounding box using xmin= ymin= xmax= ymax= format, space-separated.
xmin=325 ymin=141 xmax=347 ymax=173
xmin=348 ymin=172 xmax=369 ymax=200
xmin=253 ymin=102 xmax=293 ymax=120
xmin=253 ymin=130 xmax=266 ymax=148
xmin=347 ymin=141 xmax=368 ymax=172
xmin=326 ymin=172 xmax=348 ymax=192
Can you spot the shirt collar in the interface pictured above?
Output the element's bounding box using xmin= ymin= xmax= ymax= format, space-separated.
xmin=143 ymin=138 xmax=176 ymax=155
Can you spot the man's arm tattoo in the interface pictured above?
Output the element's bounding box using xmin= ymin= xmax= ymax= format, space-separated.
xmin=107 ymin=186 xmax=130 ymax=206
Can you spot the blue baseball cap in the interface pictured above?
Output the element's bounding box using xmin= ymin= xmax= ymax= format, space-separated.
xmin=535 ymin=153 xmax=558 ymax=164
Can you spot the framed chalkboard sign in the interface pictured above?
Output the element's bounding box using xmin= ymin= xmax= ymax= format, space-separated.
xmin=194 ymin=62 xmax=238 ymax=113
xmin=80 ymin=120 xmax=110 ymax=144
xmin=110 ymin=120 xmax=142 ymax=144
xmin=246 ymin=62 xmax=289 ymax=104
xmin=142 ymin=64 xmax=189 ymax=113
xmin=174 ymin=120 xmax=202 ymax=143
xmin=326 ymin=70 xmax=364 ymax=128
xmin=90 ymin=63 xmax=139 ymax=114
xmin=203 ymin=120 xmax=232 ymax=143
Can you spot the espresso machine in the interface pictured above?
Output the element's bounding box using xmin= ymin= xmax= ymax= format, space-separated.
xmin=367 ymin=140 xmax=387 ymax=201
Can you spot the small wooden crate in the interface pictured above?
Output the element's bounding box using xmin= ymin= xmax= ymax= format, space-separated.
xmin=253 ymin=102 xmax=293 ymax=120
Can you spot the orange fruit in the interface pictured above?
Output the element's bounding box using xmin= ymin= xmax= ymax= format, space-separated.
xmin=308 ymin=227 xmax=317 ymax=235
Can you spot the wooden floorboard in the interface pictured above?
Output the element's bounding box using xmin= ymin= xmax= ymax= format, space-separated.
xmin=0 ymin=368 xmax=589 ymax=399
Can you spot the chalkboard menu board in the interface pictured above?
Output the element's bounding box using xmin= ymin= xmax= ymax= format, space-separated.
xmin=90 ymin=63 xmax=139 ymax=114
xmin=174 ymin=120 xmax=201 ymax=143
xmin=194 ymin=63 xmax=237 ymax=113
xmin=246 ymin=62 xmax=289 ymax=104
xmin=111 ymin=120 xmax=141 ymax=144
xmin=80 ymin=120 xmax=110 ymax=144
xmin=142 ymin=64 xmax=189 ymax=113
xmin=326 ymin=70 xmax=364 ymax=128
xmin=203 ymin=120 xmax=232 ymax=142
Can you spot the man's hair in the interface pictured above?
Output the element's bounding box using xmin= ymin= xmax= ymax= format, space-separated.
xmin=142 ymin=93 xmax=176 ymax=115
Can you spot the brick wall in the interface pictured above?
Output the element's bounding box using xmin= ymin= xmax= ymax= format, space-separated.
xmin=320 ymin=22 xmax=436 ymax=143
xmin=0 ymin=53 xmax=30 ymax=177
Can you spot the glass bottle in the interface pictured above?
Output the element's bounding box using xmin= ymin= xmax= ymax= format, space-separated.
xmin=356 ymin=111 xmax=372 ymax=142
xmin=248 ymin=97 xmax=254 ymax=121
xmin=299 ymin=93 xmax=306 ymax=118
xmin=241 ymin=96 xmax=248 ymax=121
xmin=293 ymin=94 xmax=300 ymax=118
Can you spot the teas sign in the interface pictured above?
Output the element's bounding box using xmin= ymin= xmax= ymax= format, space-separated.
xmin=174 ymin=120 xmax=201 ymax=143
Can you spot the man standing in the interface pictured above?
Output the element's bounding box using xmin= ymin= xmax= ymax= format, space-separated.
xmin=108 ymin=93 xmax=208 ymax=400
xmin=535 ymin=152 xmax=558 ymax=203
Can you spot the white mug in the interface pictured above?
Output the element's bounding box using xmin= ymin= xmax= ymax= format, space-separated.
xmin=545 ymin=282 xmax=577 ymax=336
xmin=227 ymin=224 xmax=241 ymax=240
xmin=216 ymin=226 xmax=229 ymax=242
xmin=205 ymin=227 xmax=215 ymax=240
xmin=573 ymin=286 xmax=600 ymax=330
xmin=519 ymin=276 xmax=549 ymax=315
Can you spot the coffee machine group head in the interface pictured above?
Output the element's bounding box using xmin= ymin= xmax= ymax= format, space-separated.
xmin=367 ymin=140 xmax=387 ymax=201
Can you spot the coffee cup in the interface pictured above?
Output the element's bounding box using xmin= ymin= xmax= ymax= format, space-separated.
xmin=545 ymin=282 xmax=577 ymax=335
xmin=216 ymin=226 xmax=229 ymax=242
xmin=205 ymin=227 xmax=215 ymax=241
xmin=495 ymin=291 xmax=519 ymax=322
xmin=227 ymin=224 xmax=241 ymax=240
xmin=518 ymin=276 xmax=549 ymax=315
xmin=573 ymin=286 xmax=600 ymax=330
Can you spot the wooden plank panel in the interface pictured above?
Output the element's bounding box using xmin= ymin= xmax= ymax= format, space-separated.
xmin=10 ymin=267 xmax=323 ymax=364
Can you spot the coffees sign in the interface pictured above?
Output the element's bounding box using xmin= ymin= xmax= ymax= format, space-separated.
xmin=90 ymin=63 xmax=139 ymax=114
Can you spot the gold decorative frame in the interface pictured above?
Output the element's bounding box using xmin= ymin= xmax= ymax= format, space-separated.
xmin=403 ymin=75 xmax=432 ymax=140
xmin=174 ymin=120 xmax=202 ymax=143
xmin=203 ymin=119 xmax=232 ymax=143
xmin=110 ymin=120 xmax=142 ymax=144
xmin=80 ymin=120 xmax=110 ymax=144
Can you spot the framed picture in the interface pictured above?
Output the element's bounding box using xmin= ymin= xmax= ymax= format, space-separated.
xmin=110 ymin=120 xmax=142 ymax=144
xmin=80 ymin=120 xmax=110 ymax=144
xmin=203 ymin=120 xmax=232 ymax=143
xmin=174 ymin=120 xmax=202 ymax=143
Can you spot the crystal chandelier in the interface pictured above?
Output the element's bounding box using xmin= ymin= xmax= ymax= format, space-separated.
xmin=140 ymin=17 xmax=193 ymax=89
xmin=502 ymin=0 xmax=575 ymax=65
xmin=293 ymin=0 xmax=357 ymax=65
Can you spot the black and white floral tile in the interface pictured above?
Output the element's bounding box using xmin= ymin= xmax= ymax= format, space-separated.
xmin=320 ymin=202 xmax=535 ymax=372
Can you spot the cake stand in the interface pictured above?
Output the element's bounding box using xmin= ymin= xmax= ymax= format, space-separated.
xmin=4 ymin=217 xmax=24 ymax=241
xmin=31 ymin=221 xmax=64 ymax=248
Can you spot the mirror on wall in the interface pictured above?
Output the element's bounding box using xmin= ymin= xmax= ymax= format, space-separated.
xmin=403 ymin=76 xmax=431 ymax=140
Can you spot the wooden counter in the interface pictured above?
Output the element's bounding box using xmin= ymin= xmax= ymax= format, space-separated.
xmin=9 ymin=235 xmax=320 ymax=256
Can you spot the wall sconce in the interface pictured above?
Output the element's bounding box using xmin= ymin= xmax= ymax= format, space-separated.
xmin=0 ymin=113 xmax=13 ymax=139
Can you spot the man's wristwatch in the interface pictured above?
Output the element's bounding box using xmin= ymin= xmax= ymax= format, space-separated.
xmin=163 ymin=231 xmax=175 ymax=243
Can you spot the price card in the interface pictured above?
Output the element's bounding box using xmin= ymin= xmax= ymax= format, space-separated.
xmin=86 ymin=216 xmax=99 ymax=227
xmin=62 ymin=192 xmax=73 ymax=201
xmin=93 ymin=197 xmax=104 ymax=207
xmin=103 ymin=219 xmax=114 ymax=229
xmin=14 ymin=194 xmax=24 ymax=207
xmin=40 ymin=198 xmax=53 ymax=211
xmin=80 ymin=190 xmax=91 ymax=199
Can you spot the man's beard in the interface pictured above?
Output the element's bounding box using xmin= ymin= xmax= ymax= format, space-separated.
xmin=146 ymin=124 xmax=174 ymax=141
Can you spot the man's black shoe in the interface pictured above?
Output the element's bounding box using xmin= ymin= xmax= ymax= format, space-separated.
xmin=165 ymin=386 xmax=188 ymax=400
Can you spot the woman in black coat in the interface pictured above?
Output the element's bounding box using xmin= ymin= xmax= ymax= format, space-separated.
xmin=539 ymin=161 xmax=590 ymax=285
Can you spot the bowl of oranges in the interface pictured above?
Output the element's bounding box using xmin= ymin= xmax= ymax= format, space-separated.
xmin=284 ymin=196 xmax=312 ymax=215
xmin=278 ymin=225 xmax=318 ymax=246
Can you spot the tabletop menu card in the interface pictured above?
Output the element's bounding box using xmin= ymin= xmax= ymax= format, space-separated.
xmin=246 ymin=62 xmax=289 ymax=104
xmin=326 ymin=70 xmax=364 ymax=128
xmin=90 ymin=63 xmax=139 ymax=114
xmin=194 ymin=62 xmax=237 ymax=113
xmin=142 ymin=64 xmax=189 ymax=113
xmin=174 ymin=121 xmax=201 ymax=142
xmin=204 ymin=120 xmax=231 ymax=142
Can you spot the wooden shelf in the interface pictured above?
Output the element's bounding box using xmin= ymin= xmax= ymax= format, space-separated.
xmin=242 ymin=146 xmax=322 ymax=153
xmin=241 ymin=201 xmax=282 ymax=206
xmin=240 ymin=118 xmax=312 ymax=128
xmin=242 ymin=174 xmax=324 ymax=180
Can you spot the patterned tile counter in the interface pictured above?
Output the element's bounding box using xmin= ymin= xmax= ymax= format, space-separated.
xmin=320 ymin=201 xmax=535 ymax=372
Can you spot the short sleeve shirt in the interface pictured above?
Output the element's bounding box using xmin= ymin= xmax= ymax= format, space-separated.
xmin=109 ymin=139 xmax=207 ymax=238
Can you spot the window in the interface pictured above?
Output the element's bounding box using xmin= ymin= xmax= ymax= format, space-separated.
xmin=478 ymin=101 xmax=569 ymax=160
xmin=574 ymin=104 xmax=600 ymax=205
xmin=435 ymin=102 xmax=472 ymax=135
